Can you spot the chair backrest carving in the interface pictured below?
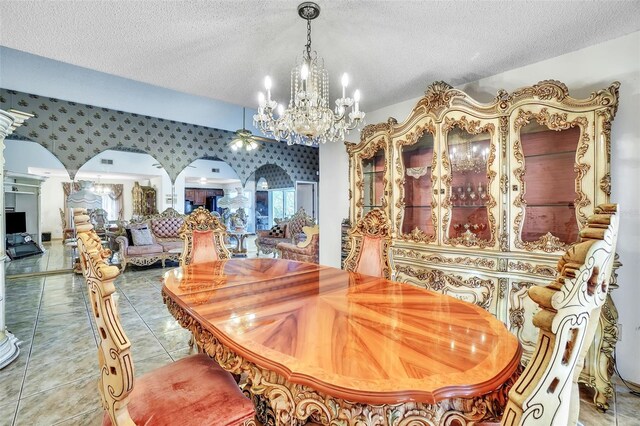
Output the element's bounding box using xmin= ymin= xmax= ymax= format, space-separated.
xmin=502 ymin=204 xmax=619 ymax=426
xmin=343 ymin=208 xmax=392 ymax=279
xmin=179 ymin=206 xmax=231 ymax=265
xmin=73 ymin=209 xmax=135 ymax=426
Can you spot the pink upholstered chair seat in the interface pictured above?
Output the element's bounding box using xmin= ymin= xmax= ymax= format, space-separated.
xmin=102 ymin=354 xmax=254 ymax=426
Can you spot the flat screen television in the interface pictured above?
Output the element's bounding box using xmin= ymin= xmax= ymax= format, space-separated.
xmin=5 ymin=212 xmax=27 ymax=234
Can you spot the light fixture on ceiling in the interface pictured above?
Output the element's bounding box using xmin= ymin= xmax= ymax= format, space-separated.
xmin=91 ymin=176 xmax=111 ymax=195
xmin=253 ymin=2 xmax=365 ymax=146
xmin=231 ymin=107 xmax=260 ymax=152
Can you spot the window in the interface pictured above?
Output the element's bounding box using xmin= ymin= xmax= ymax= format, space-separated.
xmin=102 ymin=196 xmax=120 ymax=221
xmin=270 ymin=188 xmax=295 ymax=224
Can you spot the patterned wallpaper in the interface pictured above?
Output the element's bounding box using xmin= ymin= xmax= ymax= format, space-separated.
xmin=0 ymin=89 xmax=319 ymax=183
xmin=255 ymin=163 xmax=294 ymax=190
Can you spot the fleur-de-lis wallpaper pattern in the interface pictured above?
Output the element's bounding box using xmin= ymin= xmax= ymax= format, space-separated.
xmin=0 ymin=89 xmax=319 ymax=184
xmin=255 ymin=163 xmax=294 ymax=190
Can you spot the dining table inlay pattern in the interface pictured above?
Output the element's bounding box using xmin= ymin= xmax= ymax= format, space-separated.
xmin=162 ymin=259 xmax=521 ymax=425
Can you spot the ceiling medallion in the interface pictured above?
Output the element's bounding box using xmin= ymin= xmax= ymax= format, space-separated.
xmin=254 ymin=2 xmax=365 ymax=146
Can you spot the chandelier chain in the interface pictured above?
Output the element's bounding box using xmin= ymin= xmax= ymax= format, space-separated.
xmin=305 ymin=18 xmax=312 ymax=60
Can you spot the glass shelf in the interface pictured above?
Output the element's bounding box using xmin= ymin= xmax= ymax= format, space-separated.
xmin=401 ymin=131 xmax=435 ymax=237
xmin=519 ymin=123 xmax=581 ymax=244
xmin=362 ymin=148 xmax=385 ymax=216
xmin=446 ymin=127 xmax=491 ymax=242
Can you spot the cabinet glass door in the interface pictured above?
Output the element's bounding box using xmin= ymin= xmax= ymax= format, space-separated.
xmin=400 ymin=130 xmax=436 ymax=241
xmin=362 ymin=148 xmax=385 ymax=215
xmin=443 ymin=124 xmax=493 ymax=246
xmin=516 ymin=120 xmax=581 ymax=248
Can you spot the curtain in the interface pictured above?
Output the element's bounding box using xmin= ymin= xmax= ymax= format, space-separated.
xmin=62 ymin=182 xmax=124 ymax=221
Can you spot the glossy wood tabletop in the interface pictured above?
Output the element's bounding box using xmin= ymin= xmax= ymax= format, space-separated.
xmin=163 ymin=259 xmax=521 ymax=404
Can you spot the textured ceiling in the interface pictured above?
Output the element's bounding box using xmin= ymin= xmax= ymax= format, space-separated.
xmin=1 ymin=1 xmax=639 ymax=111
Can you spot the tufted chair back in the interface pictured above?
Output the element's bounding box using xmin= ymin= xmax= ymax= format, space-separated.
xmin=501 ymin=204 xmax=619 ymax=426
xmin=179 ymin=207 xmax=231 ymax=266
xmin=343 ymin=209 xmax=392 ymax=279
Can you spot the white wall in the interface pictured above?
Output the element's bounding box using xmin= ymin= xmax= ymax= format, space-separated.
xmin=0 ymin=47 xmax=260 ymax=134
xmin=319 ymin=141 xmax=350 ymax=267
xmin=319 ymin=31 xmax=640 ymax=382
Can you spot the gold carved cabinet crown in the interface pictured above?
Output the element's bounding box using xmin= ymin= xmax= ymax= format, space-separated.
xmin=347 ymin=80 xmax=620 ymax=410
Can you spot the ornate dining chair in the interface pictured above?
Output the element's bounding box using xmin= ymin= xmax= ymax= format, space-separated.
xmin=179 ymin=206 xmax=231 ymax=266
xmin=73 ymin=209 xmax=255 ymax=426
xmin=484 ymin=204 xmax=619 ymax=426
xmin=277 ymin=224 xmax=320 ymax=263
xmin=343 ymin=209 xmax=392 ymax=279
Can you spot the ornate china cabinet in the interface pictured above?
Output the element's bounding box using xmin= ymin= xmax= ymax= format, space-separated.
xmin=346 ymin=80 xmax=620 ymax=410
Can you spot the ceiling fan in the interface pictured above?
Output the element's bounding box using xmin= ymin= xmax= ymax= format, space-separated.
xmin=229 ymin=107 xmax=272 ymax=151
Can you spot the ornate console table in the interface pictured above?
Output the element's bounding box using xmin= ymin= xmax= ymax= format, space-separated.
xmin=162 ymin=259 xmax=521 ymax=426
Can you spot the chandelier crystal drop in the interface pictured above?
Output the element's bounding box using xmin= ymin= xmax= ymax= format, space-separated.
xmin=254 ymin=2 xmax=365 ymax=146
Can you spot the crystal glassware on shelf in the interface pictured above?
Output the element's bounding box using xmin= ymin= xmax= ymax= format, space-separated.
xmin=478 ymin=181 xmax=488 ymax=203
xmin=458 ymin=186 xmax=467 ymax=204
xmin=466 ymin=182 xmax=476 ymax=205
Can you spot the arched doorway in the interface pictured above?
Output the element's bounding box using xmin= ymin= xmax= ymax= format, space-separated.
xmin=247 ymin=164 xmax=295 ymax=231
xmin=75 ymin=149 xmax=171 ymax=221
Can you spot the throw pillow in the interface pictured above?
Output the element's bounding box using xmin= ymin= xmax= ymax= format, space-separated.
xmin=125 ymin=228 xmax=134 ymax=246
xmin=131 ymin=227 xmax=154 ymax=246
xmin=268 ymin=223 xmax=287 ymax=238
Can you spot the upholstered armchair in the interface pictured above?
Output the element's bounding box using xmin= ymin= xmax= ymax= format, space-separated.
xmin=343 ymin=209 xmax=392 ymax=279
xmin=179 ymin=206 xmax=231 ymax=266
xmin=277 ymin=224 xmax=319 ymax=264
xmin=255 ymin=207 xmax=314 ymax=257
xmin=73 ymin=209 xmax=255 ymax=426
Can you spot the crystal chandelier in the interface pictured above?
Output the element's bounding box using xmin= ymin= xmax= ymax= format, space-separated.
xmin=253 ymin=2 xmax=365 ymax=146
xmin=450 ymin=142 xmax=489 ymax=173
xmin=90 ymin=176 xmax=111 ymax=195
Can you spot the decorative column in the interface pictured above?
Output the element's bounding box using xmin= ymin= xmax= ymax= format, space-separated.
xmin=0 ymin=109 xmax=32 ymax=369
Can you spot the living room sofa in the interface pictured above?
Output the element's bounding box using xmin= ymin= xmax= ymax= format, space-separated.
xmin=116 ymin=208 xmax=185 ymax=271
xmin=255 ymin=208 xmax=314 ymax=257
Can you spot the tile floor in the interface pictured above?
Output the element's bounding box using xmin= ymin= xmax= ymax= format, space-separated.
xmin=5 ymin=241 xmax=73 ymax=277
xmin=2 ymin=239 xmax=639 ymax=425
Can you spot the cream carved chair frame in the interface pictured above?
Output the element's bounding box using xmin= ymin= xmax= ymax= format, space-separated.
xmin=75 ymin=208 xmax=255 ymax=426
xmin=74 ymin=209 xmax=135 ymax=425
xmin=179 ymin=206 xmax=231 ymax=266
xmin=343 ymin=208 xmax=392 ymax=279
xmin=502 ymin=204 xmax=619 ymax=426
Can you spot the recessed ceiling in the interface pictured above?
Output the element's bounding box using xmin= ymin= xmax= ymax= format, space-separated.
xmin=1 ymin=1 xmax=638 ymax=111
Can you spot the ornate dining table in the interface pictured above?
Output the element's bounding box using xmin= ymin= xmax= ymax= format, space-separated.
xmin=162 ymin=259 xmax=522 ymax=426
